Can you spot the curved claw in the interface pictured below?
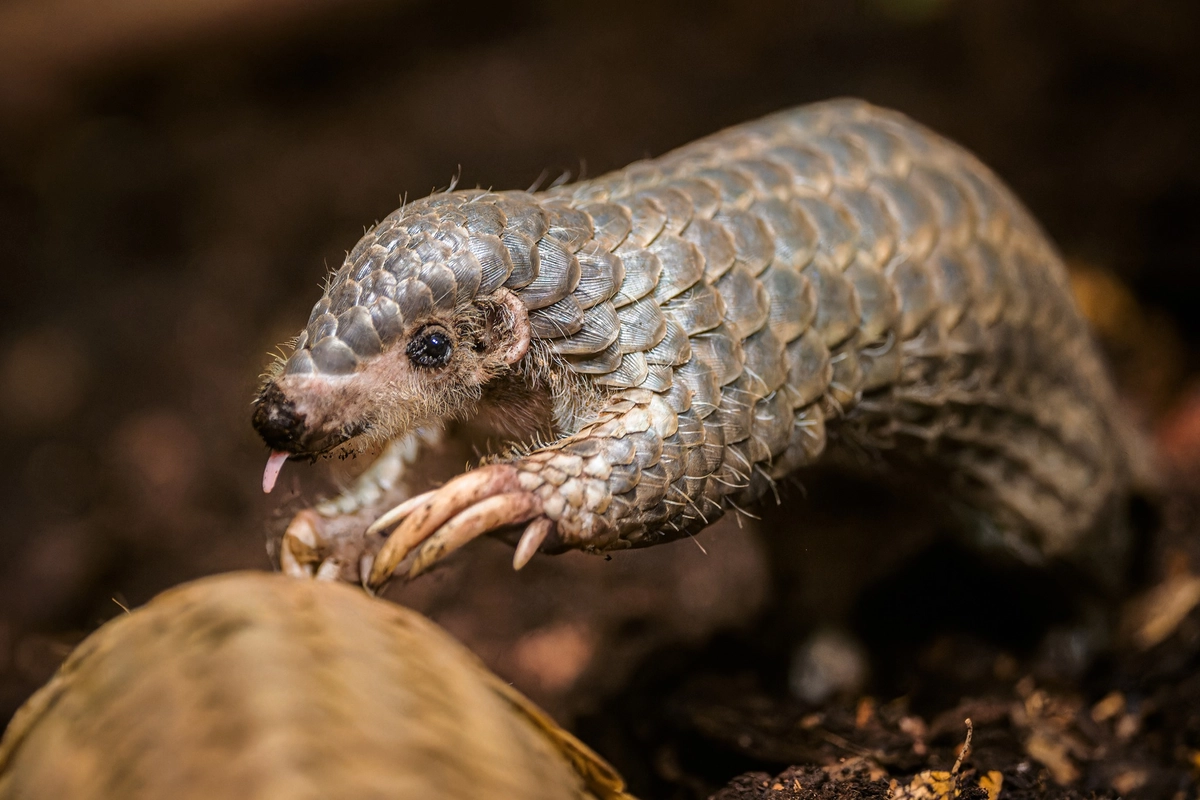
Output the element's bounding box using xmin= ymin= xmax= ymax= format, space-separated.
xmin=367 ymin=464 xmax=536 ymax=588
xmin=513 ymin=518 xmax=553 ymax=571
xmin=279 ymin=508 xmax=371 ymax=583
xmin=406 ymin=492 xmax=542 ymax=579
xmin=364 ymin=487 xmax=439 ymax=537
xmin=280 ymin=509 xmax=323 ymax=578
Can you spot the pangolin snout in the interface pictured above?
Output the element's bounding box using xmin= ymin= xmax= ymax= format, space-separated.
xmin=252 ymin=382 xmax=307 ymax=453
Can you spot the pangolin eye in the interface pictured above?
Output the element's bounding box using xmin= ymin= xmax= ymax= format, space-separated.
xmin=406 ymin=326 xmax=453 ymax=368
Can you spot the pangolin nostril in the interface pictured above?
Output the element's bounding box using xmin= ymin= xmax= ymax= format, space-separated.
xmin=252 ymin=383 xmax=307 ymax=452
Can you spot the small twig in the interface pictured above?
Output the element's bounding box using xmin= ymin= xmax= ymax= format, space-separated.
xmin=952 ymin=717 xmax=973 ymax=776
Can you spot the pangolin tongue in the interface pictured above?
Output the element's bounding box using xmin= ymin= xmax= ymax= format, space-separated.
xmin=262 ymin=450 xmax=289 ymax=493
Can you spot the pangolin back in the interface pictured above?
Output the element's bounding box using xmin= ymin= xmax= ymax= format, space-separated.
xmin=0 ymin=573 xmax=632 ymax=800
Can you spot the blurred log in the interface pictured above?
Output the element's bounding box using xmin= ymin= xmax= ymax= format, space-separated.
xmin=0 ymin=571 xmax=632 ymax=800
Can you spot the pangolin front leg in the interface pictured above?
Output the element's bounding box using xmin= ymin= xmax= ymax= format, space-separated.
xmin=366 ymin=391 xmax=690 ymax=588
xmin=276 ymin=430 xmax=441 ymax=581
xmin=253 ymin=99 xmax=1136 ymax=592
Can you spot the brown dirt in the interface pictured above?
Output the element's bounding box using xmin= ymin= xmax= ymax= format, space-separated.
xmin=2 ymin=1 xmax=1199 ymax=797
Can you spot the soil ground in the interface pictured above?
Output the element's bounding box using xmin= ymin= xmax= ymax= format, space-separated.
xmin=2 ymin=1 xmax=1200 ymax=797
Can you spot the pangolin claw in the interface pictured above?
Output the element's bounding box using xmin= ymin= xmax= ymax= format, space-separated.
xmin=364 ymin=488 xmax=439 ymax=537
xmin=367 ymin=464 xmax=545 ymax=588
xmin=513 ymin=518 xmax=553 ymax=571
xmin=280 ymin=509 xmax=323 ymax=578
xmin=406 ymin=492 xmax=542 ymax=579
xmin=280 ymin=507 xmax=378 ymax=584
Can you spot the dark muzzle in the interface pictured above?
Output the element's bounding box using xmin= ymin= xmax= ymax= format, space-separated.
xmin=252 ymin=382 xmax=308 ymax=453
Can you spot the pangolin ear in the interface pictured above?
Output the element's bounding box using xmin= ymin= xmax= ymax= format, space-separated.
xmin=482 ymin=288 xmax=531 ymax=365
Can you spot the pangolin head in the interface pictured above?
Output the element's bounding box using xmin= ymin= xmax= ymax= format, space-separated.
xmin=252 ymin=191 xmax=535 ymax=486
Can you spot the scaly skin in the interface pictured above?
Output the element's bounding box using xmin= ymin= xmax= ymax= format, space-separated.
xmin=253 ymin=99 xmax=1134 ymax=591
xmin=0 ymin=573 xmax=633 ymax=800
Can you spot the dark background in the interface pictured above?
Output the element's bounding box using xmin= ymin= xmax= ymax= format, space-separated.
xmin=2 ymin=0 xmax=1198 ymax=735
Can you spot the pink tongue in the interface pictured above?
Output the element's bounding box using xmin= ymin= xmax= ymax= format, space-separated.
xmin=262 ymin=451 xmax=289 ymax=493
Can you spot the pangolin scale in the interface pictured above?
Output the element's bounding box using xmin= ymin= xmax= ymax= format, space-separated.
xmin=253 ymin=98 xmax=1134 ymax=589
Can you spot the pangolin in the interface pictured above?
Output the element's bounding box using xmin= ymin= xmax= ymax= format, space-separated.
xmin=252 ymin=98 xmax=1136 ymax=592
xmin=0 ymin=573 xmax=632 ymax=800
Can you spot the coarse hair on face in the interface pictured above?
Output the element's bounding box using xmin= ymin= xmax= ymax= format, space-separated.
xmin=346 ymin=302 xmax=494 ymax=450
xmin=469 ymin=335 xmax=613 ymax=457
xmin=253 ymin=288 xmax=539 ymax=459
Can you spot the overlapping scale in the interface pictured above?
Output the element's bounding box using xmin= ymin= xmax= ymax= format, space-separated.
xmin=518 ymin=238 xmax=580 ymax=310
xmin=549 ymin=303 xmax=620 ymax=355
